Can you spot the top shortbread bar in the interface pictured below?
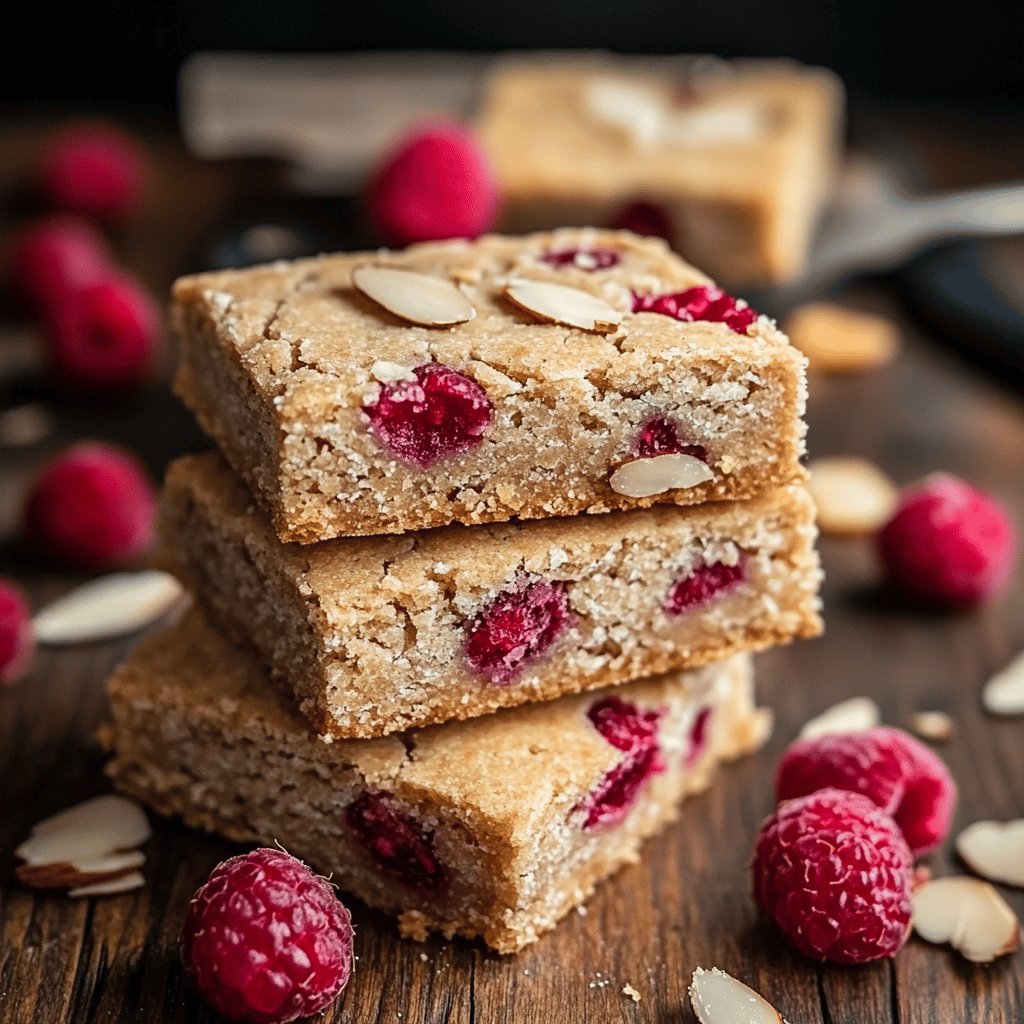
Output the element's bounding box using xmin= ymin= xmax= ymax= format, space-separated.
xmin=173 ymin=229 xmax=807 ymax=543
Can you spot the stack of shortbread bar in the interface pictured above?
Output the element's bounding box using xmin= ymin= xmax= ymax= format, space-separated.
xmin=103 ymin=228 xmax=822 ymax=953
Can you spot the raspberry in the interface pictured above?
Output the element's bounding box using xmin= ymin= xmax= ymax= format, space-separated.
xmin=540 ymin=247 xmax=622 ymax=271
xmin=665 ymin=560 xmax=745 ymax=616
xmin=44 ymin=272 xmax=161 ymax=390
xmin=609 ymin=201 xmax=675 ymax=245
xmin=23 ymin=442 xmax=157 ymax=570
xmin=0 ymin=580 xmax=34 ymax=686
xmin=776 ymin=727 xmax=956 ymax=857
xmin=577 ymin=696 xmax=666 ymax=830
xmin=368 ymin=121 xmax=500 ymax=245
xmin=634 ymin=414 xmax=708 ymax=462
xmin=877 ymin=474 xmax=1016 ymax=608
xmin=181 ymin=848 xmax=353 ymax=1024
xmin=346 ymin=791 xmax=446 ymax=891
xmin=464 ymin=572 xmax=573 ymax=683
xmin=38 ymin=122 xmax=148 ymax=220
xmin=9 ymin=216 xmax=111 ymax=311
xmin=633 ymin=285 xmax=758 ymax=334
xmin=684 ymin=707 xmax=713 ymax=768
xmin=752 ymin=788 xmax=913 ymax=963
xmin=363 ymin=363 xmax=492 ymax=468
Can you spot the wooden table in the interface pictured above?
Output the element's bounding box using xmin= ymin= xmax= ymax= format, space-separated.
xmin=1 ymin=110 xmax=1022 ymax=1024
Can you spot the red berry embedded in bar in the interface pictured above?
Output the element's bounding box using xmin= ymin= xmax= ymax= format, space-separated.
xmin=665 ymin=560 xmax=745 ymax=616
xmin=540 ymin=247 xmax=622 ymax=271
xmin=0 ymin=580 xmax=34 ymax=686
xmin=634 ymin=414 xmax=708 ymax=462
xmin=633 ymin=285 xmax=757 ymax=334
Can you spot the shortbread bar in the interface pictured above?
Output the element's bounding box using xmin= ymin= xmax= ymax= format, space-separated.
xmin=159 ymin=452 xmax=821 ymax=738
xmin=103 ymin=610 xmax=768 ymax=953
xmin=479 ymin=58 xmax=842 ymax=285
xmin=172 ymin=229 xmax=808 ymax=543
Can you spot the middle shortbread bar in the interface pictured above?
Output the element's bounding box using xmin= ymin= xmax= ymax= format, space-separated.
xmin=161 ymin=452 xmax=822 ymax=739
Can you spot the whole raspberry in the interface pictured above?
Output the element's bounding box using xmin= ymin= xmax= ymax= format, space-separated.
xmin=775 ymin=727 xmax=956 ymax=857
xmin=665 ymin=559 xmax=746 ymax=616
xmin=540 ymin=247 xmax=622 ymax=271
xmin=9 ymin=216 xmax=111 ymax=311
xmin=23 ymin=442 xmax=157 ymax=570
xmin=0 ymin=579 xmax=34 ymax=685
xmin=609 ymin=200 xmax=675 ymax=245
xmin=634 ymin=414 xmax=707 ymax=462
xmin=577 ymin=696 xmax=666 ymax=830
xmin=464 ymin=572 xmax=573 ymax=683
xmin=346 ymin=791 xmax=447 ymax=891
xmin=752 ymin=788 xmax=913 ymax=963
xmin=633 ymin=285 xmax=758 ymax=334
xmin=877 ymin=474 xmax=1016 ymax=608
xmin=181 ymin=848 xmax=353 ymax=1024
xmin=44 ymin=272 xmax=161 ymax=390
xmin=363 ymin=362 xmax=492 ymax=468
xmin=368 ymin=121 xmax=500 ymax=245
xmin=38 ymin=122 xmax=148 ymax=220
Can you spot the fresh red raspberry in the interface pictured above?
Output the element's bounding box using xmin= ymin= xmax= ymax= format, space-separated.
xmin=776 ymin=727 xmax=956 ymax=858
xmin=464 ymin=572 xmax=573 ymax=683
xmin=877 ymin=474 xmax=1016 ymax=608
xmin=665 ymin=560 xmax=746 ymax=616
xmin=684 ymin=707 xmax=713 ymax=768
xmin=368 ymin=121 xmax=500 ymax=245
xmin=44 ymin=272 xmax=161 ymax=390
xmin=0 ymin=579 xmax=34 ymax=686
xmin=634 ymin=414 xmax=708 ymax=462
xmin=181 ymin=848 xmax=353 ymax=1024
xmin=363 ymin=363 xmax=492 ymax=468
xmin=9 ymin=216 xmax=111 ymax=311
xmin=346 ymin=791 xmax=447 ymax=891
xmin=633 ymin=285 xmax=758 ymax=334
xmin=577 ymin=696 xmax=666 ymax=830
xmin=539 ymin=247 xmax=622 ymax=270
xmin=38 ymin=122 xmax=148 ymax=220
xmin=23 ymin=442 xmax=157 ymax=570
xmin=609 ymin=200 xmax=675 ymax=245
xmin=752 ymin=788 xmax=913 ymax=963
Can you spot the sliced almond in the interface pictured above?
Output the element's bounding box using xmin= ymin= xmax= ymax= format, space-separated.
xmin=70 ymin=871 xmax=146 ymax=898
xmin=33 ymin=571 xmax=185 ymax=646
xmin=16 ymin=795 xmax=151 ymax=866
xmin=982 ymin=651 xmax=1024 ymax=716
xmin=807 ymin=456 xmax=898 ymax=536
xmin=785 ymin=303 xmax=899 ymax=374
xmin=352 ymin=265 xmax=475 ymax=327
xmin=908 ymin=710 xmax=954 ymax=743
xmin=608 ymin=453 xmax=714 ymax=498
xmin=504 ymin=278 xmax=622 ymax=334
xmin=912 ymin=876 xmax=1020 ymax=962
xmin=688 ymin=967 xmax=784 ymax=1024
xmin=17 ymin=849 xmax=145 ymax=889
xmin=799 ymin=697 xmax=880 ymax=739
xmin=956 ymin=820 xmax=1024 ymax=888
xmin=370 ymin=359 xmax=416 ymax=383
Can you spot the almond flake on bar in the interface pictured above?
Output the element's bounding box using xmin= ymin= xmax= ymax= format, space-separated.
xmin=799 ymin=696 xmax=880 ymax=739
xmin=608 ymin=453 xmax=714 ymax=498
xmin=956 ymin=820 xmax=1024 ymax=888
xmin=912 ymin=876 xmax=1020 ymax=963
xmin=807 ymin=456 xmax=898 ymax=536
xmin=70 ymin=871 xmax=146 ymax=898
xmin=982 ymin=650 xmax=1024 ymax=716
xmin=688 ymin=967 xmax=784 ymax=1024
xmin=352 ymin=265 xmax=476 ymax=327
xmin=504 ymin=278 xmax=622 ymax=333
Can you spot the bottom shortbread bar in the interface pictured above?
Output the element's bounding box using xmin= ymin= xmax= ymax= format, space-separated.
xmin=104 ymin=611 xmax=768 ymax=953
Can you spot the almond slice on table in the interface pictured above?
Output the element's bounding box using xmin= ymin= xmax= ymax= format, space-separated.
xmin=912 ymin=876 xmax=1020 ymax=962
xmin=351 ymin=265 xmax=476 ymax=327
xmin=956 ymin=820 xmax=1024 ymax=888
xmin=982 ymin=651 xmax=1024 ymax=716
xmin=807 ymin=456 xmax=898 ymax=536
xmin=504 ymin=278 xmax=622 ymax=334
xmin=688 ymin=967 xmax=785 ymax=1024
xmin=907 ymin=710 xmax=954 ymax=742
xmin=785 ymin=303 xmax=900 ymax=374
xmin=16 ymin=849 xmax=146 ymax=889
xmin=70 ymin=872 xmax=146 ymax=898
xmin=33 ymin=571 xmax=185 ymax=646
xmin=799 ymin=697 xmax=880 ymax=739
xmin=608 ymin=453 xmax=714 ymax=498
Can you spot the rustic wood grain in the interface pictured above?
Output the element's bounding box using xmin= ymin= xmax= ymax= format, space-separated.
xmin=1 ymin=112 xmax=1022 ymax=1024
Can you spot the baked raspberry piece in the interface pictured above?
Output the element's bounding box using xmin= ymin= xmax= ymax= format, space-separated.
xmin=665 ymin=559 xmax=745 ymax=616
xmin=578 ymin=696 xmax=666 ymax=829
xmin=634 ymin=414 xmax=708 ymax=462
xmin=9 ymin=216 xmax=111 ymax=311
xmin=363 ymin=363 xmax=493 ymax=468
xmin=752 ymin=787 xmax=913 ymax=963
xmin=776 ymin=727 xmax=956 ymax=857
xmin=609 ymin=200 xmax=675 ymax=245
xmin=346 ymin=791 xmax=446 ymax=892
xmin=368 ymin=120 xmax=500 ymax=245
xmin=540 ymin=247 xmax=622 ymax=270
xmin=0 ymin=580 xmax=34 ymax=686
xmin=23 ymin=442 xmax=157 ymax=570
xmin=877 ymin=474 xmax=1016 ymax=608
xmin=181 ymin=848 xmax=353 ymax=1024
xmin=633 ymin=285 xmax=758 ymax=334
xmin=464 ymin=572 xmax=573 ymax=683
xmin=38 ymin=122 xmax=148 ymax=220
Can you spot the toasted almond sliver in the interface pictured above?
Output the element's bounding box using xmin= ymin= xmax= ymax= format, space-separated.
xmin=912 ymin=876 xmax=1020 ymax=962
xmin=785 ymin=303 xmax=899 ymax=374
xmin=69 ymin=871 xmax=146 ymax=898
xmin=808 ymin=456 xmax=898 ymax=536
xmin=33 ymin=571 xmax=185 ymax=646
xmin=688 ymin=967 xmax=784 ymax=1024
xmin=956 ymin=820 xmax=1024 ymax=888
xmin=352 ymin=265 xmax=475 ymax=327
xmin=908 ymin=710 xmax=954 ymax=742
xmin=504 ymin=278 xmax=622 ymax=334
xmin=17 ymin=849 xmax=146 ymax=889
xmin=799 ymin=697 xmax=880 ymax=739
xmin=370 ymin=359 xmax=416 ymax=383
xmin=982 ymin=651 xmax=1024 ymax=716
xmin=609 ymin=453 xmax=714 ymax=498
xmin=16 ymin=795 xmax=151 ymax=866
